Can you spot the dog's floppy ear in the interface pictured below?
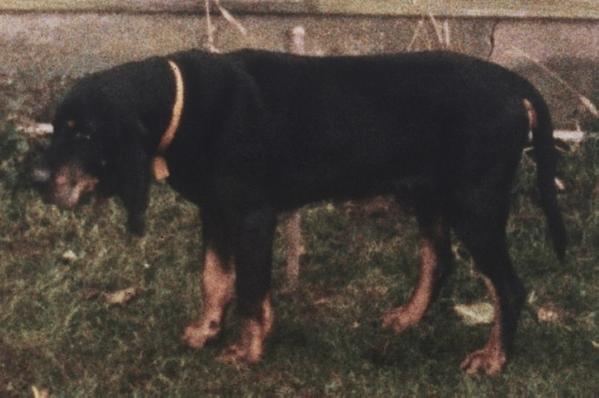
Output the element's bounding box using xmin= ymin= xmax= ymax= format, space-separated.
xmin=115 ymin=117 xmax=152 ymax=236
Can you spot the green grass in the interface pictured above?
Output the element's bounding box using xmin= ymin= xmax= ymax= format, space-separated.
xmin=0 ymin=119 xmax=598 ymax=397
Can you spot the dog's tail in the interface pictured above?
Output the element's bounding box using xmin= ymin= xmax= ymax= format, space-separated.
xmin=524 ymin=93 xmax=567 ymax=262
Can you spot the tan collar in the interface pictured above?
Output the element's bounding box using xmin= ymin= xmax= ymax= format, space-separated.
xmin=153 ymin=59 xmax=184 ymax=182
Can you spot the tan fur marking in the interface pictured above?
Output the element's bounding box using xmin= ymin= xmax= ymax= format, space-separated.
xmin=382 ymin=236 xmax=437 ymax=332
xmin=182 ymin=248 xmax=235 ymax=349
xmin=67 ymin=120 xmax=76 ymax=128
xmin=261 ymin=293 xmax=274 ymax=338
xmin=460 ymin=276 xmax=506 ymax=376
xmin=152 ymin=156 xmax=170 ymax=182
xmin=523 ymin=98 xmax=537 ymax=130
xmin=218 ymin=293 xmax=274 ymax=364
xmin=54 ymin=168 xmax=70 ymax=187
xmin=52 ymin=165 xmax=98 ymax=208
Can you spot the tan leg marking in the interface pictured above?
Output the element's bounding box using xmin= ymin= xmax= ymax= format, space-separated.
xmin=217 ymin=293 xmax=274 ymax=365
xmin=523 ymin=98 xmax=537 ymax=130
xmin=182 ymin=248 xmax=235 ymax=349
xmin=382 ymin=237 xmax=438 ymax=333
xmin=52 ymin=165 xmax=98 ymax=209
xmin=460 ymin=276 xmax=506 ymax=376
xmin=283 ymin=211 xmax=304 ymax=289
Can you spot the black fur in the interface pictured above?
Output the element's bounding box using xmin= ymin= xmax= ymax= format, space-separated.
xmin=46 ymin=49 xmax=566 ymax=366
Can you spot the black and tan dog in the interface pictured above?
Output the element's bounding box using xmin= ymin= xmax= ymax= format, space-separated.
xmin=44 ymin=49 xmax=566 ymax=375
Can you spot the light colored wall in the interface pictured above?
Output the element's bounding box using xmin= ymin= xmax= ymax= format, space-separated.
xmin=0 ymin=8 xmax=597 ymax=129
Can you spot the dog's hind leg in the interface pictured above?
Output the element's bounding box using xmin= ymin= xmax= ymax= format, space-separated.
xmin=454 ymin=196 xmax=525 ymax=376
xmin=218 ymin=207 xmax=277 ymax=365
xmin=382 ymin=203 xmax=453 ymax=333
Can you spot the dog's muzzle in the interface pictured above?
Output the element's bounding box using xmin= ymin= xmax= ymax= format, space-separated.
xmin=50 ymin=164 xmax=98 ymax=209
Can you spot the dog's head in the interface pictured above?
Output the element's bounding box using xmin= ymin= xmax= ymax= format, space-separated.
xmin=44 ymin=83 xmax=152 ymax=235
xmin=47 ymin=112 xmax=106 ymax=209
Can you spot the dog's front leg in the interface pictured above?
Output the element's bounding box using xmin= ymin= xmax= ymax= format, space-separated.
xmin=182 ymin=206 xmax=237 ymax=349
xmin=217 ymin=208 xmax=277 ymax=365
xmin=182 ymin=245 xmax=235 ymax=349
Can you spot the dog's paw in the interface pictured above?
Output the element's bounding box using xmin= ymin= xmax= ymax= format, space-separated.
xmin=216 ymin=319 xmax=268 ymax=366
xmin=381 ymin=307 xmax=418 ymax=333
xmin=181 ymin=322 xmax=217 ymax=349
xmin=460 ymin=347 xmax=506 ymax=376
xmin=216 ymin=343 xmax=261 ymax=366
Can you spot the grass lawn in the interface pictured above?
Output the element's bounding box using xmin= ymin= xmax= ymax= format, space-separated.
xmin=0 ymin=117 xmax=597 ymax=396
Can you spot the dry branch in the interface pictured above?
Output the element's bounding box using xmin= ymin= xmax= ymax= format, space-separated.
xmin=289 ymin=25 xmax=306 ymax=55
xmin=213 ymin=0 xmax=247 ymax=36
xmin=204 ymin=0 xmax=218 ymax=53
xmin=428 ymin=13 xmax=445 ymax=46
xmin=406 ymin=20 xmax=425 ymax=51
xmin=203 ymin=0 xmax=248 ymax=53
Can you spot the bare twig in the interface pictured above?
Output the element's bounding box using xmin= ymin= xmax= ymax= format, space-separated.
xmin=428 ymin=12 xmax=445 ymax=46
xmin=407 ymin=19 xmax=425 ymax=51
xmin=204 ymin=0 xmax=218 ymax=53
xmin=213 ymin=0 xmax=247 ymax=36
xmin=203 ymin=0 xmax=248 ymax=53
xmin=283 ymin=26 xmax=307 ymax=290
xmin=486 ymin=20 xmax=499 ymax=59
xmin=289 ymin=25 xmax=306 ymax=55
xmin=409 ymin=12 xmax=451 ymax=51
xmin=443 ymin=20 xmax=450 ymax=48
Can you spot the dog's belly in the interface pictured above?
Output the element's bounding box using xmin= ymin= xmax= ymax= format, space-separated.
xmin=270 ymin=167 xmax=434 ymax=212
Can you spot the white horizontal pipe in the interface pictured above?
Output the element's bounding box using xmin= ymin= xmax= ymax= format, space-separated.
xmin=19 ymin=123 xmax=589 ymax=143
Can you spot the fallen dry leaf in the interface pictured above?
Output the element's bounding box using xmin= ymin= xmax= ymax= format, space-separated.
xmin=103 ymin=287 xmax=138 ymax=305
xmin=591 ymin=340 xmax=599 ymax=350
xmin=31 ymin=386 xmax=49 ymax=398
xmin=527 ymin=290 xmax=537 ymax=305
xmin=537 ymin=304 xmax=568 ymax=323
xmin=313 ymin=296 xmax=333 ymax=306
xmin=61 ymin=250 xmax=78 ymax=262
xmin=81 ymin=288 xmax=102 ymax=300
xmin=454 ymin=302 xmax=494 ymax=325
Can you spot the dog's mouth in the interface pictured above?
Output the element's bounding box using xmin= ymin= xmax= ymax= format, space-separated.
xmin=50 ymin=164 xmax=99 ymax=209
